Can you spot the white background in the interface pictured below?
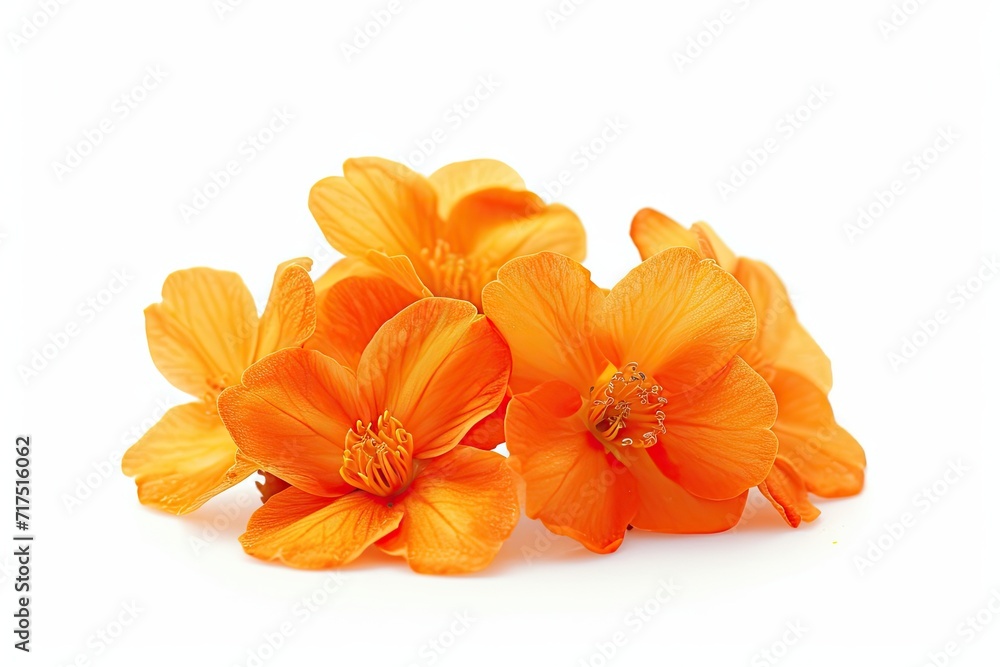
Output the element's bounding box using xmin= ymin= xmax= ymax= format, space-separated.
xmin=2 ymin=1 xmax=999 ymax=665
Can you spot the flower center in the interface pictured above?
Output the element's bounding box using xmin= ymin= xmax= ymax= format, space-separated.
xmin=588 ymin=362 xmax=667 ymax=448
xmin=340 ymin=411 xmax=415 ymax=497
xmin=419 ymin=240 xmax=491 ymax=303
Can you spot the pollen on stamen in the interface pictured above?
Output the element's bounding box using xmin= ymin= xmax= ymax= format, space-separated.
xmin=588 ymin=362 xmax=667 ymax=448
xmin=340 ymin=411 xmax=415 ymax=497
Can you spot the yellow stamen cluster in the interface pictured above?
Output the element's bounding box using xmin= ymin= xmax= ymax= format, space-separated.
xmin=341 ymin=411 xmax=415 ymax=497
xmin=588 ymin=362 xmax=667 ymax=448
xmin=420 ymin=239 xmax=492 ymax=303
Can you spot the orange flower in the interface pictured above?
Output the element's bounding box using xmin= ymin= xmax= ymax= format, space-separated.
xmin=303 ymin=253 xmax=508 ymax=449
xmin=217 ymin=298 xmax=519 ymax=574
xmin=122 ymin=259 xmax=316 ymax=514
xmin=308 ymin=157 xmax=586 ymax=309
xmin=482 ymin=250 xmax=779 ymax=553
xmin=630 ymin=209 xmax=866 ymax=526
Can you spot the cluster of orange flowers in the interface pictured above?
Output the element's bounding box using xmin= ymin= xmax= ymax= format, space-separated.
xmin=123 ymin=158 xmax=865 ymax=574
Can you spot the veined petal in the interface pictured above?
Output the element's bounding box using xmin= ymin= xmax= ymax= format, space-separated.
xmin=240 ymin=487 xmax=403 ymax=569
xmin=482 ymin=252 xmax=608 ymax=395
xmin=255 ymin=259 xmax=316 ymax=358
xmin=307 ymin=265 xmax=425 ymax=371
xmin=314 ymin=256 xmax=379 ymax=295
xmin=377 ymin=447 xmax=519 ymax=574
xmin=459 ymin=392 xmax=510 ymax=450
xmin=122 ymin=402 xmax=256 ymax=514
xmin=505 ymin=381 xmax=637 ymax=554
xmin=357 ymin=298 xmax=510 ymax=459
xmin=597 ymin=247 xmax=757 ymax=396
xmin=445 ymin=188 xmax=586 ymax=269
xmin=145 ymin=268 xmax=258 ymax=399
xmin=654 ymin=357 xmax=778 ymax=500
xmin=624 ymin=448 xmax=747 ymax=533
xmin=218 ymin=348 xmax=361 ymax=497
xmin=630 ymin=208 xmax=701 ymax=260
xmin=734 ymin=258 xmax=832 ymax=393
xmin=770 ymin=370 xmax=865 ymax=497
xmin=691 ymin=222 xmax=737 ymax=272
xmin=308 ymin=157 xmax=440 ymax=259
xmin=429 ymin=159 xmax=525 ymax=218
xmin=758 ymin=457 xmax=820 ymax=528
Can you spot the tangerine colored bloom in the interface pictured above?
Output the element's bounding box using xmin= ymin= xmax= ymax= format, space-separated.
xmin=630 ymin=209 xmax=866 ymax=526
xmin=308 ymin=157 xmax=586 ymax=309
xmin=122 ymin=259 xmax=316 ymax=514
xmin=482 ymin=249 xmax=779 ymax=553
xmin=217 ymin=298 xmax=519 ymax=574
xmin=303 ymin=253 xmax=508 ymax=449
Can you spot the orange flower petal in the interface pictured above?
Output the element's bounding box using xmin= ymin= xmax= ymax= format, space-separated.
xmin=733 ymin=258 xmax=833 ymax=393
xmin=624 ymin=448 xmax=748 ymax=533
xmin=770 ymin=370 xmax=865 ymax=497
xmin=240 ymin=487 xmax=403 ymax=569
xmin=505 ymin=381 xmax=637 ymax=553
xmin=307 ymin=272 xmax=423 ymax=371
xmin=309 ymin=157 xmax=439 ymax=258
xmin=122 ymin=402 xmax=256 ymax=514
xmin=758 ymin=456 xmax=821 ymax=528
xmin=376 ymin=447 xmax=519 ymax=574
xmin=630 ymin=213 xmax=832 ymax=393
xmin=630 ymin=208 xmax=701 ymax=259
xmin=145 ymin=268 xmax=257 ymax=398
xmin=218 ymin=348 xmax=360 ymax=497
xmin=691 ymin=222 xmax=737 ymax=272
xmin=356 ymin=298 xmax=510 ymax=459
xmin=482 ymin=252 xmax=608 ymax=394
xmin=428 ymin=159 xmax=525 ymax=218
xmin=597 ymin=247 xmax=757 ymax=396
xmin=256 ymin=471 xmax=291 ymax=504
xmin=313 ymin=256 xmax=380 ymax=295
xmin=445 ymin=189 xmax=586 ymax=270
xmin=655 ymin=357 xmax=778 ymax=500
xmin=254 ymin=259 xmax=316 ymax=358
xmin=362 ymin=251 xmax=434 ymax=298
xmin=458 ymin=391 xmax=510 ymax=450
